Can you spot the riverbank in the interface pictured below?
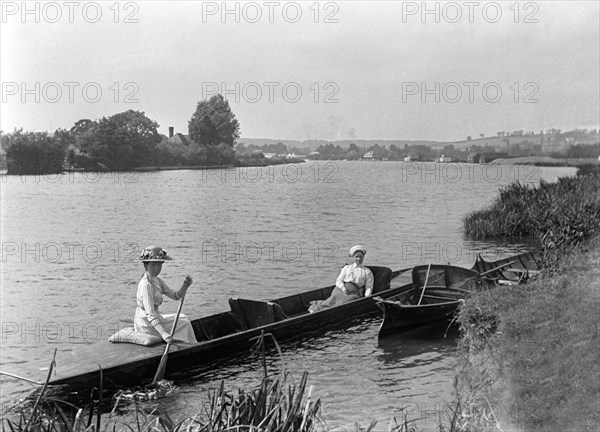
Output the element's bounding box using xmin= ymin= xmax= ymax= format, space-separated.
xmin=127 ymin=157 xmax=307 ymax=172
xmin=453 ymin=169 xmax=600 ymax=431
xmin=454 ymin=235 xmax=599 ymax=431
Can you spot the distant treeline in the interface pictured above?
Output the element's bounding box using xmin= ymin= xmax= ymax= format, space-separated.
xmin=0 ymin=95 xmax=246 ymax=175
xmin=2 ymin=107 xmax=598 ymax=174
xmin=237 ymin=139 xmax=599 ymax=162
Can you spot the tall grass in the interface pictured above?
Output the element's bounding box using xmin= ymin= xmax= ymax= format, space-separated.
xmin=2 ymin=373 xmax=321 ymax=432
xmin=464 ymin=175 xmax=600 ymax=265
xmin=1 ymin=333 xmax=324 ymax=432
xmin=576 ymin=164 xmax=600 ymax=176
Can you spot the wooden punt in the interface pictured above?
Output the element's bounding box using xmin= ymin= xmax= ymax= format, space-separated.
xmin=41 ymin=266 xmax=414 ymax=394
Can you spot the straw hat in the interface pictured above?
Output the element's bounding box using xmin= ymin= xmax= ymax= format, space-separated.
xmin=139 ymin=245 xmax=172 ymax=262
xmin=349 ymin=245 xmax=367 ymax=257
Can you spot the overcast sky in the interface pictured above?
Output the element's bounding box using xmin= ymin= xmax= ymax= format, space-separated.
xmin=1 ymin=1 xmax=599 ymax=142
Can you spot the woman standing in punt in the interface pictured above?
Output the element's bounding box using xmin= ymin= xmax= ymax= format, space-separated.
xmin=135 ymin=245 xmax=198 ymax=344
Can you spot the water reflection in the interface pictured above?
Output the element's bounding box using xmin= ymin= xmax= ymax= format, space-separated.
xmin=377 ymin=330 xmax=459 ymax=367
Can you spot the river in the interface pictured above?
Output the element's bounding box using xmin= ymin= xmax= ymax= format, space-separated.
xmin=0 ymin=161 xmax=575 ymax=429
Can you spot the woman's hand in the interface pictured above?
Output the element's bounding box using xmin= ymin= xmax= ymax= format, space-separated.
xmin=182 ymin=275 xmax=193 ymax=290
xmin=161 ymin=333 xmax=174 ymax=344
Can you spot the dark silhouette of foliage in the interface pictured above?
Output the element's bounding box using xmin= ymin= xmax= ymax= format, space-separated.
xmin=5 ymin=129 xmax=65 ymax=175
xmin=189 ymin=94 xmax=240 ymax=148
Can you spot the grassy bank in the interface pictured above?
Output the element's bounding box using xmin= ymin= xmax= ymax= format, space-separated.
xmin=455 ymin=171 xmax=600 ymax=431
xmin=235 ymin=156 xmax=305 ymax=167
xmin=489 ymin=156 xmax=599 ymax=167
xmin=455 ymin=236 xmax=600 ymax=431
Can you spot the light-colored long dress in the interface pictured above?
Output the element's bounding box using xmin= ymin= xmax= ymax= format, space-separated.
xmin=308 ymin=264 xmax=375 ymax=312
xmin=134 ymin=273 xmax=197 ymax=344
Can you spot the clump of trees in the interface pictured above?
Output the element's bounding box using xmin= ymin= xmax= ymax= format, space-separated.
xmin=2 ymin=94 xmax=243 ymax=174
xmin=4 ymin=110 xmax=162 ymax=174
xmin=560 ymin=143 xmax=599 ymax=159
xmin=73 ymin=111 xmax=162 ymax=169
xmin=4 ymin=129 xmax=66 ymax=174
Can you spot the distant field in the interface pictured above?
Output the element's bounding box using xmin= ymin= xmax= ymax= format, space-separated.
xmin=490 ymin=156 xmax=598 ymax=166
xmin=447 ymin=134 xmax=543 ymax=150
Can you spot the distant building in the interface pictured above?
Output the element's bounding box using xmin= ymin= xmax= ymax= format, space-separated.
xmin=363 ymin=151 xmax=380 ymax=160
xmin=285 ymin=153 xmax=306 ymax=159
xmin=170 ymin=133 xmax=190 ymax=146
xmin=437 ymin=154 xmax=452 ymax=163
xmin=168 ymin=126 xmax=190 ymax=145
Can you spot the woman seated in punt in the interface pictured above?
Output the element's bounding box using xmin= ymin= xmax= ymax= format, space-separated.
xmin=134 ymin=245 xmax=198 ymax=344
xmin=308 ymin=245 xmax=374 ymax=313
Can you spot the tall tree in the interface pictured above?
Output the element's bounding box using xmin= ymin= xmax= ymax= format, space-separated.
xmin=85 ymin=110 xmax=161 ymax=168
xmin=189 ymin=94 xmax=240 ymax=147
xmin=69 ymin=119 xmax=97 ymax=155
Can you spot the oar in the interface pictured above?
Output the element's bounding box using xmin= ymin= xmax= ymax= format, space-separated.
xmin=451 ymin=260 xmax=520 ymax=287
xmin=417 ymin=263 xmax=432 ymax=305
xmin=152 ymin=292 xmax=186 ymax=384
xmin=479 ymin=261 xmax=516 ymax=277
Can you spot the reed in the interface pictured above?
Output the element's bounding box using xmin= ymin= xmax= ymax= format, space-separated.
xmin=1 ymin=333 xmax=323 ymax=432
xmin=464 ymin=175 xmax=600 ymax=265
xmin=2 ymin=374 xmax=324 ymax=432
xmin=576 ymin=164 xmax=600 ymax=176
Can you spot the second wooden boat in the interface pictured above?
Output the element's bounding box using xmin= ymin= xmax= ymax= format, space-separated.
xmin=376 ymin=251 xmax=541 ymax=337
xmin=376 ymin=264 xmax=487 ymax=336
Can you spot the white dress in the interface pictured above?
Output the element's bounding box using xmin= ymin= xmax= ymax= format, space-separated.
xmin=308 ymin=263 xmax=375 ymax=312
xmin=134 ymin=273 xmax=197 ymax=344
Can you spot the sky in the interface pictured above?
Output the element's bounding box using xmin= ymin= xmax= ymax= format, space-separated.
xmin=1 ymin=1 xmax=599 ymax=142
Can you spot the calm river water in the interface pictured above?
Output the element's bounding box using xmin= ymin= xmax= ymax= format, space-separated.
xmin=0 ymin=161 xmax=575 ymax=429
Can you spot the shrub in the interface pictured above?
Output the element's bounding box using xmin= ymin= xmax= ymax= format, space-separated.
xmin=5 ymin=130 xmax=66 ymax=175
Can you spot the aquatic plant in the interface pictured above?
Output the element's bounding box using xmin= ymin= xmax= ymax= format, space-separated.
xmin=1 ymin=333 xmax=323 ymax=432
xmin=576 ymin=164 xmax=600 ymax=177
xmin=464 ymin=176 xmax=600 ymax=265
